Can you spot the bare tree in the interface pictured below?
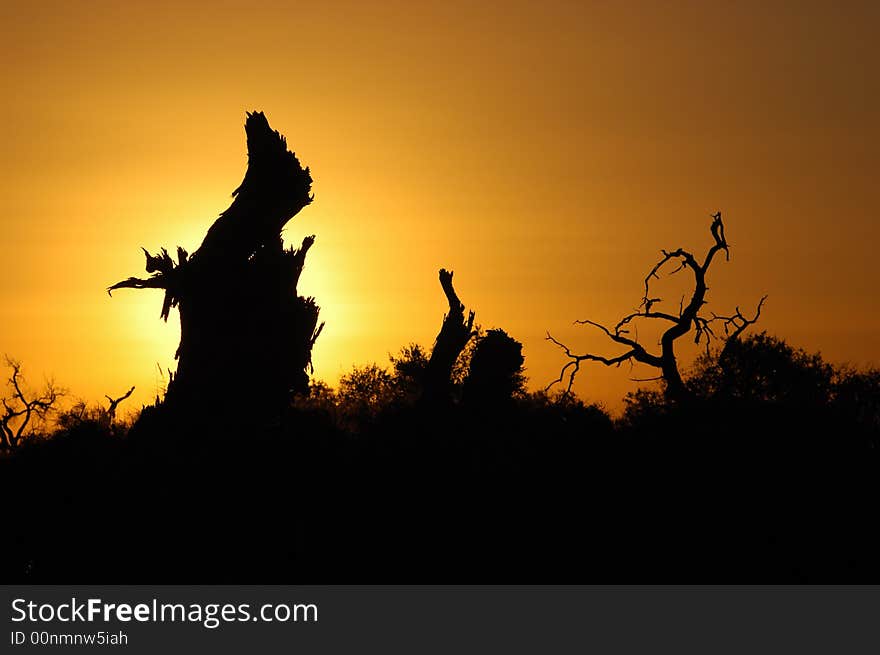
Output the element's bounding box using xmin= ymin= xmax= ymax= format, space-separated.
xmin=547 ymin=213 xmax=766 ymax=402
xmin=55 ymin=386 xmax=136 ymax=432
xmin=0 ymin=357 xmax=64 ymax=450
xmin=104 ymin=385 xmax=136 ymax=425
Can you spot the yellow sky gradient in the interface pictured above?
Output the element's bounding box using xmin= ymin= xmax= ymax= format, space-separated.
xmin=1 ymin=0 xmax=878 ymax=414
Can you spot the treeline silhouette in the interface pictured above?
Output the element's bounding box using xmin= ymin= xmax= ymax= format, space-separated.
xmin=1 ymin=330 xmax=878 ymax=582
xmin=3 ymin=111 xmax=878 ymax=583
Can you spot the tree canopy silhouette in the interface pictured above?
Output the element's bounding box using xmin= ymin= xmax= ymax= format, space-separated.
xmin=463 ymin=329 xmax=525 ymax=406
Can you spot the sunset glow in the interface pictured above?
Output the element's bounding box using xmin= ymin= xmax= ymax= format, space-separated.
xmin=2 ymin=0 xmax=878 ymax=413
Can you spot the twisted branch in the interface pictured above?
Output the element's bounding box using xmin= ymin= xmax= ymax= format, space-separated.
xmin=1 ymin=357 xmax=64 ymax=449
xmin=105 ymin=385 xmax=136 ymax=423
xmin=547 ymin=213 xmax=762 ymax=401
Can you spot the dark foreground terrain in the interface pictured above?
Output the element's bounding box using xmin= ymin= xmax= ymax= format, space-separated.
xmin=3 ymin=379 xmax=877 ymax=583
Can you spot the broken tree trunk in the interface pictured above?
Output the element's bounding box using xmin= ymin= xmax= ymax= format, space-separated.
xmin=422 ymin=269 xmax=475 ymax=403
xmin=109 ymin=112 xmax=323 ymax=417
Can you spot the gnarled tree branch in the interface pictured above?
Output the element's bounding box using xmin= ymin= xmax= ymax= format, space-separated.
xmin=547 ymin=213 xmax=764 ymax=402
xmin=1 ymin=357 xmax=64 ymax=449
xmin=104 ymin=385 xmax=136 ymax=424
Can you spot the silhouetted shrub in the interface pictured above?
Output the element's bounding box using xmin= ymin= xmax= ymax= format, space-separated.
xmin=462 ymin=329 xmax=526 ymax=406
xmin=831 ymin=366 xmax=880 ymax=437
xmin=388 ymin=343 xmax=430 ymax=400
xmin=688 ymin=332 xmax=834 ymax=405
xmin=334 ymin=363 xmax=403 ymax=430
xmin=620 ymin=388 xmax=669 ymax=429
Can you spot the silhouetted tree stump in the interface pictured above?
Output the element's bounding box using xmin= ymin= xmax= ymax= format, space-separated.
xmin=110 ymin=112 xmax=323 ymax=419
xmin=423 ymin=269 xmax=475 ymax=404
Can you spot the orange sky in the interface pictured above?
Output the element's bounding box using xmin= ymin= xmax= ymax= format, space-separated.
xmin=1 ymin=0 xmax=878 ymax=414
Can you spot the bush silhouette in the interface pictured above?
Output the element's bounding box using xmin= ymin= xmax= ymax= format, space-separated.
xmin=462 ymin=329 xmax=526 ymax=406
xmin=688 ymin=331 xmax=834 ymax=405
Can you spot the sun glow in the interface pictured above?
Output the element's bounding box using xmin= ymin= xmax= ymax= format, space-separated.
xmin=1 ymin=1 xmax=878 ymax=413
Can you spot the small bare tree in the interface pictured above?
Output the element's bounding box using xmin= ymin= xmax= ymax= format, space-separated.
xmin=104 ymin=385 xmax=136 ymax=425
xmin=547 ymin=213 xmax=766 ymax=402
xmin=1 ymin=357 xmax=64 ymax=450
xmin=56 ymin=386 xmax=135 ymax=432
